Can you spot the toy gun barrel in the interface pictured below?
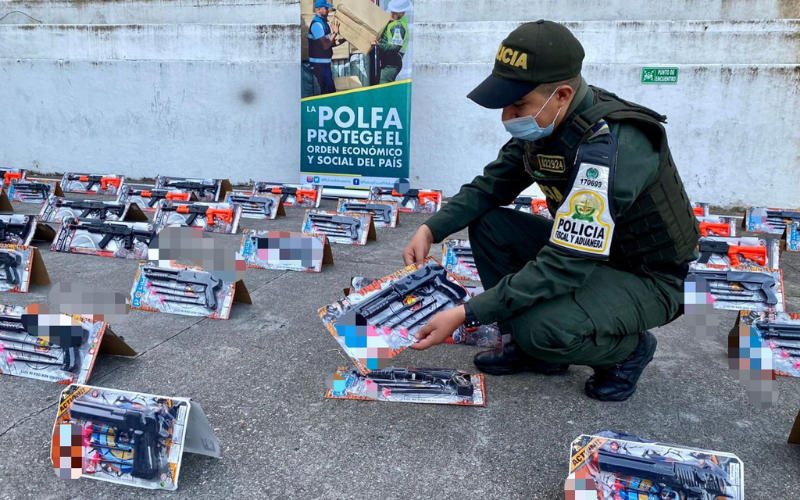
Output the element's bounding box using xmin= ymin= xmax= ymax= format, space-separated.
xmin=754 ymin=321 xmax=800 ymax=340
xmin=166 ymin=180 xmax=216 ymax=193
xmin=694 ymin=270 xmax=778 ymax=304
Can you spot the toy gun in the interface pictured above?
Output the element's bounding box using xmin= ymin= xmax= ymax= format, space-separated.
xmin=697 ymin=240 xmax=767 ymax=266
xmin=265 ymin=186 xmax=318 ymax=205
xmin=54 ymin=199 xmax=126 ymax=220
xmin=698 ymin=222 xmax=731 ymax=237
xmin=2 ymin=171 xmax=23 ymax=186
xmin=595 ymin=449 xmax=731 ymax=500
xmin=693 ymin=269 xmax=778 ymax=305
xmin=164 ymin=180 xmax=218 ymax=198
xmin=452 ymin=246 xmax=475 ymax=266
xmin=753 ymin=321 xmax=800 ymax=341
xmin=160 ymin=205 xmax=234 ymax=226
xmin=66 ymin=174 xmax=121 ymax=192
xmin=0 ymin=251 xmax=22 ymax=285
xmin=693 ymin=206 xmax=705 ymax=216
xmin=766 ymin=210 xmax=800 ymax=228
xmin=341 ymin=202 xmax=392 ymax=223
xmin=513 ymin=197 xmax=549 ymax=215
xmin=129 ymin=188 xmax=191 ymax=208
xmin=0 ymin=314 xmax=83 ymax=371
xmin=13 ymin=182 xmax=51 ymax=200
xmin=377 ymin=188 xmax=441 ymax=208
xmin=68 ymin=399 xmax=162 ymax=480
xmin=142 ymin=266 xmax=222 ymax=310
xmin=353 ymin=367 xmax=474 ymax=398
xmin=307 ymin=213 xmax=361 ymax=240
xmin=0 ymin=215 xmax=33 ymax=243
xmin=67 ymin=218 xmax=155 ymax=250
xmin=228 ymin=194 xmax=274 ymax=215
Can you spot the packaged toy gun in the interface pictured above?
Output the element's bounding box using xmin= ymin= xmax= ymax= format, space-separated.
xmin=228 ymin=194 xmax=274 ymax=215
xmin=161 ymin=205 xmax=234 ymax=226
xmin=13 ymin=182 xmax=51 ymax=200
xmin=697 ymin=240 xmax=767 ymax=266
xmin=376 ymin=188 xmax=441 ymax=208
xmin=164 ymin=180 xmax=218 ymax=198
xmin=3 ymin=171 xmax=23 ymax=186
xmin=0 ymin=314 xmax=82 ymax=372
xmin=68 ymin=399 xmax=162 ymax=480
xmin=352 ymin=367 xmax=474 ymax=398
xmin=0 ymin=215 xmax=34 ymax=243
xmin=67 ymin=218 xmax=155 ymax=250
xmin=65 ymin=175 xmax=121 ymax=192
xmin=263 ymin=186 xmax=318 ymax=205
xmin=142 ymin=266 xmax=222 ymax=310
xmin=754 ymin=321 xmax=800 ymax=341
xmin=693 ymin=206 xmax=705 ymax=216
xmin=452 ymin=246 xmax=474 ymax=264
xmin=0 ymin=250 xmax=22 ymax=285
xmin=513 ymin=197 xmax=549 ymax=215
xmin=129 ymin=188 xmax=190 ymax=208
xmin=595 ymin=449 xmax=731 ymax=500
xmin=54 ymin=200 xmax=126 ymax=220
xmin=766 ymin=210 xmax=800 ymax=229
xmin=351 ymin=264 xmax=467 ymax=328
xmin=693 ymin=269 xmax=778 ymax=305
xmin=341 ymin=202 xmax=392 ymax=223
xmin=698 ymin=222 xmax=731 ymax=237
xmin=308 ymin=213 xmax=361 ymax=240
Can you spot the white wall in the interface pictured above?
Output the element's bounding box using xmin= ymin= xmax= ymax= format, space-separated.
xmin=0 ymin=1 xmax=798 ymax=206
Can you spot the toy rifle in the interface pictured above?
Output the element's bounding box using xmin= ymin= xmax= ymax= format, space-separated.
xmin=2 ymin=171 xmax=23 ymax=186
xmin=307 ymin=213 xmax=361 ymax=240
xmin=65 ymin=174 xmax=121 ymax=191
xmin=67 ymin=218 xmax=155 ymax=250
xmin=352 ymin=367 xmax=474 ymax=398
xmin=698 ymin=222 xmax=731 ymax=237
xmin=228 ymin=194 xmax=275 ymax=215
xmin=142 ymin=266 xmax=222 ymax=310
xmin=376 ymin=188 xmax=441 ymax=208
xmin=753 ymin=321 xmax=800 ymax=341
xmin=0 ymin=215 xmax=34 ymax=243
xmin=693 ymin=269 xmax=778 ymax=305
xmin=697 ymin=240 xmax=767 ymax=266
xmin=12 ymin=182 xmax=51 ymax=200
xmin=0 ymin=251 xmax=22 ymax=285
xmin=160 ymin=205 xmax=234 ymax=226
xmin=54 ymin=199 xmax=126 ymax=220
xmin=341 ymin=202 xmax=392 ymax=223
xmin=129 ymin=188 xmax=190 ymax=208
xmin=594 ymin=449 xmax=731 ymax=500
xmin=262 ymin=186 xmax=318 ymax=205
xmin=68 ymin=399 xmax=162 ymax=480
xmin=0 ymin=315 xmax=82 ymax=372
xmin=164 ymin=180 xmax=218 ymax=198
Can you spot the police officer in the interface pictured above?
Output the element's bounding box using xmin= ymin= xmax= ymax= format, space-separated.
xmin=402 ymin=21 xmax=699 ymax=402
xmin=307 ymin=0 xmax=346 ymax=95
xmin=371 ymin=0 xmax=411 ymax=84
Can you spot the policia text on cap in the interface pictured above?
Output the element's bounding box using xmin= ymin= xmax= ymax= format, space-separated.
xmin=402 ymin=20 xmax=699 ymax=402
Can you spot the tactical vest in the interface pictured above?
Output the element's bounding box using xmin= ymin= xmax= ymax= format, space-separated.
xmin=523 ymin=86 xmax=700 ymax=273
xmin=308 ymin=16 xmax=333 ymax=61
xmin=379 ymin=17 xmax=408 ymax=69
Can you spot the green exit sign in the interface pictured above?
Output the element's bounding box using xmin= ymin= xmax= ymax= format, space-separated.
xmin=641 ymin=67 xmax=679 ymax=84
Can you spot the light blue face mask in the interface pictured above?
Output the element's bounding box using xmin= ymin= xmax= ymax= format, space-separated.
xmin=502 ymin=89 xmax=563 ymax=142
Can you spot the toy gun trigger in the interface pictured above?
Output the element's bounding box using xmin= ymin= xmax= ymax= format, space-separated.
xmin=205 ymin=208 xmax=233 ymax=226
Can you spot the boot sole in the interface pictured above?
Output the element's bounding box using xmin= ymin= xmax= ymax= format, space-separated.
xmin=585 ymin=333 xmax=658 ymax=402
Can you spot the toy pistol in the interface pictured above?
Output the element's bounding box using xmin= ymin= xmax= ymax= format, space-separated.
xmin=12 ymin=182 xmax=51 ymax=199
xmin=693 ymin=269 xmax=778 ymax=305
xmin=266 ymin=186 xmax=318 ymax=205
xmin=67 ymin=218 xmax=155 ymax=250
xmin=697 ymin=240 xmax=767 ymax=266
xmin=0 ymin=250 xmax=22 ymax=285
xmin=698 ymin=222 xmax=731 ymax=237
xmin=66 ymin=174 xmax=120 ymax=191
xmin=161 ymin=205 xmax=233 ymax=226
xmin=130 ymin=188 xmax=191 ymax=208
xmin=3 ymin=171 xmax=23 ymax=186
xmin=391 ymin=189 xmax=441 ymax=208
xmin=354 ymin=367 xmax=474 ymax=398
xmin=341 ymin=202 xmax=392 ymax=223
xmin=308 ymin=213 xmax=361 ymax=240
xmin=142 ymin=266 xmax=222 ymax=310
xmin=0 ymin=215 xmax=34 ymax=243
xmin=164 ymin=180 xmax=218 ymax=198
xmin=595 ymin=449 xmax=731 ymax=500
xmin=68 ymin=399 xmax=162 ymax=480
xmin=54 ymin=199 xmax=126 ymax=220
xmin=228 ymin=194 xmax=274 ymax=215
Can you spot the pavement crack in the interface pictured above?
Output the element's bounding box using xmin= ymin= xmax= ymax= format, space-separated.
xmin=0 ymin=402 xmax=58 ymax=438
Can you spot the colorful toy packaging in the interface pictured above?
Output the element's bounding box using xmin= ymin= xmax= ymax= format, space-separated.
xmin=736 ymin=310 xmax=800 ymax=378
xmin=302 ymin=209 xmax=375 ymax=245
xmin=240 ymin=230 xmax=332 ymax=272
xmin=369 ymin=186 xmax=442 ymax=213
xmin=251 ymin=182 xmax=322 ymax=208
xmin=744 ymin=206 xmax=800 ymax=235
xmin=60 ymin=173 xmax=124 ymax=195
xmin=336 ymin=198 xmax=399 ymax=228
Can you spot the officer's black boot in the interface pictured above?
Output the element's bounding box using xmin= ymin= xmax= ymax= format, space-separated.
xmin=473 ymin=341 xmax=569 ymax=376
xmin=584 ymin=331 xmax=657 ymax=402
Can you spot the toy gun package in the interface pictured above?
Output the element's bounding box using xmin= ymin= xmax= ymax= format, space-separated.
xmin=0 ymin=168 xmax=26 ymax=187
xmin=51 ymin=384 xmax=219 ymax=490
xmin=688 ymin=264 xmax=784 ymax=312
xmin=737 ymin=310 xmax=800 ymax=377
xmin=153 ymin=201 xmax=241 ymax=234
xmin=116 ymin=185 xmax=197 ymax=212
xmin=567 ymin=432 xmax=743 ymax=500
xmin=369 ymin=186 xmax=442 ymax=214
xmin=39 ymin=195 xmax=147 ymax=224
xmin=302 ymin=209 xmax=375 ymax=245
xmin=0 ymin=214 xmax=36 ymax=245
xmin=744 ymin=206 xmax=800 ymax=235
xmin=240 ymin=230 xmax=332 ymax=273
xmin=696 ymin=216 xmax=737 ymax=238
xmin=507 ymin=196 xmax=552 ymax=219
xmin=252 ymin=182 xmax=322 ymax=208
xmin=692 ymin=202 xmax=710 ymax=218
xmin=693 ymin=236 xmax=780 ymax=269
xmin=442 ymin=238 xmax=480 ymax=282
xmin=787 ymin=222 xmax=800 ymax=252
xmin=224 ymin=192 xmax=284 ymax=220
xmin=336 ymin=198 xmax=399 ymax=228
xmin=8 ymin=179 xmax=61 ymax=203
xmin=61 ymin=173 xmax=124 ymax=195
xmin=0 ymin=244 xmax=50 ymax=292
xmin=52 ymin=217 xmax=157 ymax=260
xmin=155 ymin=176 xmax=227 ymax=202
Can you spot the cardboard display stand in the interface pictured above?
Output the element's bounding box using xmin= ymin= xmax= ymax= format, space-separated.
xmin=39 ymin=196 xmax=148 ymax=224
xmin=60 ymin=173 xmax=125 ymax=196
xmin=8 ymin=179 xmax=64 ymax=203
xmin=790 ymin=411 xmax=800 ymax=445
xmin=0 ymin=244 xmax=50 ymax=293
xmin=241 ymin=230 xmax=333 ymax=272
xmin=0 ymin=189 xmax=14 ymax=211
xmin=51 ymin=384 xmax=219 ymax=490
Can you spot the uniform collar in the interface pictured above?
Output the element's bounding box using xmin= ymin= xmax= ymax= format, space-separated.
xmin=564 ymin=78 xmax=591 ymax=120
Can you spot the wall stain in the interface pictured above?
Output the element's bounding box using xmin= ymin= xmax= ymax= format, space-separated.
xmin=240 ymin=89 xmax=256 ymax=104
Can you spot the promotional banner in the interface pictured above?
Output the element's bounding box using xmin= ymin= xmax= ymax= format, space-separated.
xmin=301 ymin=0 xmax=413 ymax=189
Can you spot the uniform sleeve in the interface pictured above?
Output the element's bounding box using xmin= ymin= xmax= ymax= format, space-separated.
xmin=309 ymin=23 xmax=326 ymax=40
xmin=468 ymin=123 xmax=661 ymax=325
xmin=424 ymin=139 xmax=533 ymax=243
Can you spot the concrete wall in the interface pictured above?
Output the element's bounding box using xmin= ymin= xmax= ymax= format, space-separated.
xmin=0 ymin=1 xmax=798 ymax=206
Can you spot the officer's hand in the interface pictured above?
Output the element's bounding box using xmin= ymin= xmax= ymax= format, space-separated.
xmin=371 ymin=37 xmax=378 ymax=46
xmin=402 ymin=225 xmax=434 ymax=266
xmin=410 ymin=305 xmax=466 ymax=350
xmin=330 ymin=19 xmax=340 ymax=34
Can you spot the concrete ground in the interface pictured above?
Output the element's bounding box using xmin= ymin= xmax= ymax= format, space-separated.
xmin=0 ymin=193 xmax=798 ymax=499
